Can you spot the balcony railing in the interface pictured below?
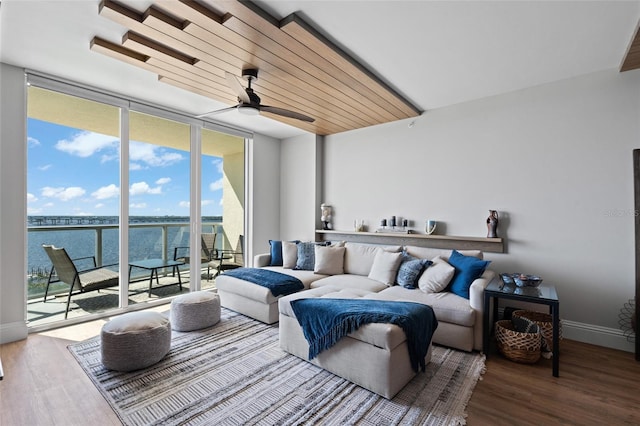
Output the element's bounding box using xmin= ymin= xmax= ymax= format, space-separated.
xmin=27 ymin=219 xmax=224 ymax=300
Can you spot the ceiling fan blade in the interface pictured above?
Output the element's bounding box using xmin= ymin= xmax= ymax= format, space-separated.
xmin=260 ymin=105 xmax=315 ymax=123
xmin=225 ymin=72 xmax=250 ymax=104
xmin=196 ymin=105 xmax=238 ymax=118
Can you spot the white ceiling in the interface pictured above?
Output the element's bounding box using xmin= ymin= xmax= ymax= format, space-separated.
xmin=1 ymin=0 xmax=639 ymax=139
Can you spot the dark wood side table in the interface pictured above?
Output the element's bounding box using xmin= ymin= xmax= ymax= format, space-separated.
xmin=483 ymin=279 xmax=560 ymax=377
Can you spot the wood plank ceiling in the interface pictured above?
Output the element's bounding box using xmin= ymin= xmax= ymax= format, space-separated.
xmin=91 ymin=0 xmax=422 ymax=136
xmin=621 ymin=18 xmax=640 ymax=72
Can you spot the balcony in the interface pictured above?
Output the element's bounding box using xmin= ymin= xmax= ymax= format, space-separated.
xmin=27 ymin=217 xmax=226 ymax=328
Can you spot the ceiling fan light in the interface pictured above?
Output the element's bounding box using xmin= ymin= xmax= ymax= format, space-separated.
xmin=237 ymin=104 xmax=259 ymax=116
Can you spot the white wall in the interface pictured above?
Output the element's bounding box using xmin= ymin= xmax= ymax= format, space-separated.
xmin=249 ymin=133 xmax=282 ymax=264
xmin=279 ymin=133 xmax=320 ymax=242
xmin=0 ymin=63 xmax=28 ymax=343
xmin=321 ymin=68 xmax=640 ymax=350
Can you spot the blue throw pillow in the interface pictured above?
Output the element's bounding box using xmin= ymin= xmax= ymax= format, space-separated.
xmin=447 ymin=250 xmax=491 ymax=299
xmin=295 ymin=241 xmax=317 ymax=270
xmin=269 ymin=240 xmax=283 ymax=266
xmin=396 ymin=253 xmax=432 ymax=289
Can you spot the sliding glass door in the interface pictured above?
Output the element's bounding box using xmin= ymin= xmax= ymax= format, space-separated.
xmin=26 ymin=78 xmax=248 ymax=328
xmin=127 ymin=111 xmax=191 ymax=301
xmin=26 ymin=86 xmax=122 ymax=325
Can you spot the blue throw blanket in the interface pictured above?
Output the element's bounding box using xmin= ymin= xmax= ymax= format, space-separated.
xmin=290 ymin=298 xmax=438 ymax=372
xmin=223 ymin=268 xmax=304 ymax=297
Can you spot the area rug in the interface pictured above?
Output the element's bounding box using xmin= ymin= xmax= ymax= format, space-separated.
xmin=68 ymin=308 xmax=485 ymax=425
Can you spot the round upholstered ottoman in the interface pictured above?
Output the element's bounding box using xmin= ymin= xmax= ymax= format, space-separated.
xmin=170 ymin=291 xmax=221 ymax=332
xmin=101 ymin=311 xmax=171 ymax=372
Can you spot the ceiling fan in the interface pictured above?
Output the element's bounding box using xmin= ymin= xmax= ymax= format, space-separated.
xmin=198 ymin=69 xmax=315 ymax=123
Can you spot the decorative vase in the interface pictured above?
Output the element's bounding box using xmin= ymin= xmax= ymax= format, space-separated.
xmin=487 ymin=210 xmax=498 ymax=238
xmin=320 ymin=204 xmax=332 ymax=230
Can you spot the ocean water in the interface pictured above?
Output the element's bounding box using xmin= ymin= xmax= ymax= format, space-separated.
xmin=27 ymin=216 xmax=221 ymax=294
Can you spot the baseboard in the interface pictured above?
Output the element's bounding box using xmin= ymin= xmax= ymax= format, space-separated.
xmin=562 ymin=320 xmax=634 ymax=353
xmin=0 ymin=320 xmax=28 ymax=344
xmin=498 ymin=307 xmax=634 ymax=353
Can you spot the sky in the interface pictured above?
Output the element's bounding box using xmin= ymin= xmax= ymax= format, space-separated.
xmin=27 ymin=118 xmax=224 ymax=217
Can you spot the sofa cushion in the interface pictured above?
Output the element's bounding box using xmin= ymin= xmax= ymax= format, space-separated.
xmin=261 ymin=266 xmax=329 ymax=288
xmin=447 ymin=250 xmax=491 ymax=299
xmin=368 ymin=250 xmax=403 ymax=286
xmin=396 ymin=253 xmax=431 ymax=289
xmin=368 ymin=286 xmax=476 ymax=327
xmin=269 ymin=240 xmax=283 ymax=266
xmin=295 ymin=241 xmax=317 ymax=270
xmin=311 ymin=274 xmax=389 ymax=292
xmin=418 ymin=256 xmax=455 ymax=293
xmin=314 ymin=245 xmax=346 ymax=275
xmin=282 ymin=241 xmax=298 ymax=269
xmin=278 ymin=286 xmax=406 ymax=351
xmin=343 ymin=242 xmax=402 ymax=276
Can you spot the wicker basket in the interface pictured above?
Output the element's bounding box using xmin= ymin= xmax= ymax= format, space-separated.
xmin=512 ymin=310 xmax=562 ymax=351
xmin=495 ymin=320 xmax=541 ymax=364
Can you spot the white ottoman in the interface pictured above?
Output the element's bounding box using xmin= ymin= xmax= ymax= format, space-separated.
xmin=170 ymin=291 xmax=221 ymax=332
xmin=101 ymin=311 xmax=171 ymax=372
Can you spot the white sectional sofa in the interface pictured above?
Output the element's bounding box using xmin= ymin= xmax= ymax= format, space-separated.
xmin=215 ymin=241 xmax=495 ymax=352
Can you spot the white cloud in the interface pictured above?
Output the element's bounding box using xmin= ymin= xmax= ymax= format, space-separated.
xmin=201 ymin=199 xmax=215 ymax=206
xmin=130 ymin=203 xmax=147 ymax=209
xmin=28 ymin=136 xmax=40 ymax=146
xmin=130 ymin=162 xmax=143 ymax=171
xmin=92 ymin=184 xmax=120 ymax=200
xmin=27 ymin=193 xmax=38 ymax=203
xmin=38 ymin=164 xmax=52 ymax=171
xmin=56 ymin=131 xmax=118 ymax=158
xmin=209 ymin=178 xmax=223 ymax=191
xmin=212 ymin=158 xmax=223 ymax=173
xmin=130 ymin=181 xmax=162 ymax=195
xmin=27 ymin=207 xmax=42 ymax=215
xmin=95 ymin=203 xmax=105 ymax=209
xmin=41 ymin=186 xmax=86 ymax=201
xmin=179 ymin=201 xmax=190 ymax=208
xmin=130 ymin=141 xmax=184 ymax=167
xmin=156 ymin=177 xmax=171 ymax=185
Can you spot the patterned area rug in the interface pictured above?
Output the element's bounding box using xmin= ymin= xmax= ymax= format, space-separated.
xmin=68 ymin=308 xmax=485 ymax=425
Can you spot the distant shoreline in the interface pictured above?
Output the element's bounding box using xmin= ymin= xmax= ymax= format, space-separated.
xmin=28 ymin=215 xmax=223 ymax=227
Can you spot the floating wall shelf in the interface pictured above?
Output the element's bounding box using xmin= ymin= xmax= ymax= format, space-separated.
xmin=315 ymin=230 xmax=505 ymax=253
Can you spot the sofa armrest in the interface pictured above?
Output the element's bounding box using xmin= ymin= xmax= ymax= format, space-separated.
xmin=254 ymin=253 xmax=271 ymax=267
xmin=469 ymin=269 xmax=496 ymax=312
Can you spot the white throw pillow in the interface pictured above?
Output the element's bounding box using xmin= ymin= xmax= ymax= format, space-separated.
xmin=314 ymin=245 xmax=346 ymax=275
xmin=368 ymin=250 xmax=403 ymax=286
xmin=418 ymin=256 xmax=456 ymax=293
xmin=282 ymin=241 xmax=298 ymax=269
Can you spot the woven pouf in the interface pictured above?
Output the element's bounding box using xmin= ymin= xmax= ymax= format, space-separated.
xmin=101 ymin=311 xmax=171 ymax=372
xmin=170 ymin=291 xmax=221 ymax=332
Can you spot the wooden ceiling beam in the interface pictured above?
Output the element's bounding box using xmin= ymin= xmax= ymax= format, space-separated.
xmin=621 ymin=19 xmax=640 ymax=72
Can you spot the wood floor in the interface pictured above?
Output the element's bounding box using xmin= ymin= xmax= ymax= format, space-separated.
xmin=1 ymin=312 xmax=640 ymax=426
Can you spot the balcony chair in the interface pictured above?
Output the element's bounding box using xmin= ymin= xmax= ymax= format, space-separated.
xmin=42 ymin=244 xmax=119 ymax=319
xmin=209 ymin=235 xmax=244 ymax=278
xmin=173 ymin=232 xmax=217 ymax=263
xmin=173 ymin=233 xmax=217 ymax=277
